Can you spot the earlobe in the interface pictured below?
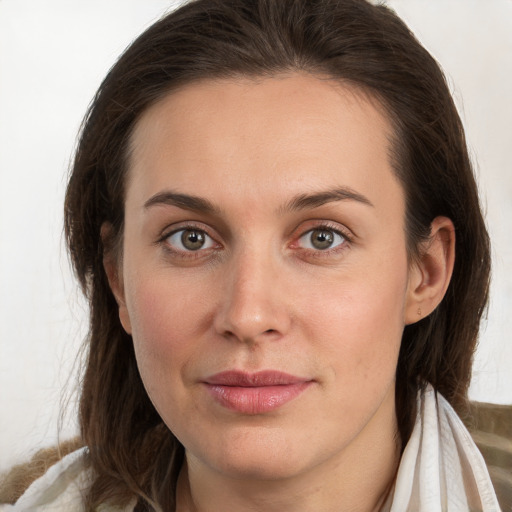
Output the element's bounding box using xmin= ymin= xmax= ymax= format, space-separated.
xmin=101 ymin=222 xmax=132 ymax=334
xmin=404 ymin=216 xmax=455 ymax=325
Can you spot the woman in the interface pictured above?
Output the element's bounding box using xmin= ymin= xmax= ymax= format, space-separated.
xmin=1 ymin=0 xmax=500 ymax=510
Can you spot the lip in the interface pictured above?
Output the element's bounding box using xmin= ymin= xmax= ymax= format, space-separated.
xmin=203 ymin=370 xmax=313 ymax=414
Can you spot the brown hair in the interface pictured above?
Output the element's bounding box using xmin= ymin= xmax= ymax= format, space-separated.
xmin=64 ymin=0 xmax=490 ymax=509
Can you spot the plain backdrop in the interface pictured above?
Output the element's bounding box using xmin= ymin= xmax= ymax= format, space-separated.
xmin=1 ymin=0 xmax=511 ymax=472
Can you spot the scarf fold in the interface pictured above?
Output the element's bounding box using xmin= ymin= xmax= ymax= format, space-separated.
xmin=387 ymin=384 xmax=501 ymax=511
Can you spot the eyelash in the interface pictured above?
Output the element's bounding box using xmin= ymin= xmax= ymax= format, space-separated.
xmin=292 ymin=222 xmax=353 ymax=258
xmin=158 ymin=223 xmax=221 ymax=260
xmin=157 ymin=221 xmax=353 ymax=260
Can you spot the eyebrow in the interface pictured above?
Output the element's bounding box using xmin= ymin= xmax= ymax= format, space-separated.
xmin=143 ymin=186 xmax=373 ymax=215
xmin=144 ymin=191 xmax=220 ymax=214
xmin=281 ymin=187 xmax=374 ymax=213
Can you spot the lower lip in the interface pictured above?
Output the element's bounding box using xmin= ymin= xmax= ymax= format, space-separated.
xmin=204 ymin=382 xmax=312 ymax=414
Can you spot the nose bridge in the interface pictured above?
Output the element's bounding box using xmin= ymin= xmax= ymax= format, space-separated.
xmin=215 ymin=242 xmax=289 ymax=342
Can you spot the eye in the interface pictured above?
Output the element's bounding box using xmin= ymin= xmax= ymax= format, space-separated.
xmin=297 ymin=228 xmax=346 ymax=251
xmin=166 ymin=228 xmax=216 ymax=252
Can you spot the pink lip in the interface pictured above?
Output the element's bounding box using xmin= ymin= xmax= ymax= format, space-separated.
xmin=203 ymin=370 xmax=313 ymax=414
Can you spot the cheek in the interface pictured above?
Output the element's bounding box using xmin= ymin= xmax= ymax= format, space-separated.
xmin=301 ymin=252 xmax=409 ymax=378
xmin=127 ymin=268 xmax=208 ymax=339
xmin=124 ymin=274 xmax=208 ymax=394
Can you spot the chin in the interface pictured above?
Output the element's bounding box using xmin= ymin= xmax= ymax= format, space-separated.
xmin=186 ymin=424 xmax=327 ymax=482
xmin=212 ymin=452 xmax=306 ymax=481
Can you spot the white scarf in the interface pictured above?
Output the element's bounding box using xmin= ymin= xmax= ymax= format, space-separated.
xmin=4 ymin=385 xmax=501 ymax=511
xmin=385 ymin=384 xmax=501 ymax=511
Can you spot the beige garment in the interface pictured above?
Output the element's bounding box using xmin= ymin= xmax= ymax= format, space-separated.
xmin=2 ymin=385 xmax=501 ymax=511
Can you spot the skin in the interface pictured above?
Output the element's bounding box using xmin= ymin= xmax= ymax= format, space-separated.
xmin=105 ymin=73 xmax=455 ymax=512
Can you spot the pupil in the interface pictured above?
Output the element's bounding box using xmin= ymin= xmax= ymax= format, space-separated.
xmin=311 ymin=229 xmax=334 ymax=250
xmin=182 ymin=230 xmax=205 ymax=250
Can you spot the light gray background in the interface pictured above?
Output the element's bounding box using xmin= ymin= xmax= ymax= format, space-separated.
xmin=1 ymin=0 xmax=511 ymax=472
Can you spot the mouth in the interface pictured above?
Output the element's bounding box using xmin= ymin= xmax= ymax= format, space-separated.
xmin=202 ymin=370 xmax=313 ymax=414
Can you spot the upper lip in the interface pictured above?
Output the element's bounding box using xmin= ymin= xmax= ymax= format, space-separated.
xmin=204 ymin=370 xmax=310 ymax=387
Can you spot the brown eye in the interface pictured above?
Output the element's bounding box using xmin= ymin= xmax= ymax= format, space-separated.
xmin=166 ymin=228 xmax=215 ymax=252
xmin=181 ymin=230 xmax=205 ymax=250
xmin=297 ymin=228 xmax=345 ymax=251
xmin=310 ymin=229 xmax=334 ymax=250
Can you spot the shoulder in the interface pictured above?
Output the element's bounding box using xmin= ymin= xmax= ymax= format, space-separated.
xmin=0 ymin=440 xmax=139 ymax=512
xmin=0 ymin=439 xmax=83 ymax=506
xmin=466 ymin=399 xmax=512 ymax=512
xmin=0 ymin=445 xmax=91 ymax=511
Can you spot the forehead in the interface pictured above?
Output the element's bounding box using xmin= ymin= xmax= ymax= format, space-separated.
xmin=126 ymin=73 xmax=402 ymax=213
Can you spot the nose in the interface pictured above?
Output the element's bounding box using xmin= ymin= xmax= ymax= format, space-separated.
xmin=214 ymin=249 xmax=291 ymax=344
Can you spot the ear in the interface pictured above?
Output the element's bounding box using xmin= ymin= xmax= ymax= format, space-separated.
xmin=101 ymin=222 xmax=132 ymax=334
xmin=404 ymin=216 xmax=455 ymax=325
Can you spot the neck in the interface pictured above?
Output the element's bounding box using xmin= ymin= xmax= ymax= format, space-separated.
xmin=176 ymin=388 xmax=400 ymax=512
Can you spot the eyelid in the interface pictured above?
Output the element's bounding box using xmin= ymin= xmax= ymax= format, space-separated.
xmin=167 ymin=229 xmax=216 ymax=251
xmin=298 ymin=229 xmax=344 ymax=250
xmin=290 ymin=220 xmax=354 ymax=254
xmin=158 ymin=222 xmax=221 ymax=254
xmin=293 ymin=220 xmax=353 ymax=241
xmin=159 ymin=221 xmax=206 ymax=241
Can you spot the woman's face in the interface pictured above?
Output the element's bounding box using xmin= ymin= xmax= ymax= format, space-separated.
xmin=113 ymin=74 xmax=420 ymax=481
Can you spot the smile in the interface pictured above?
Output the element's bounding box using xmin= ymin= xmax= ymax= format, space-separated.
xmin=203 ymin=370 xmax=313 ymax=414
